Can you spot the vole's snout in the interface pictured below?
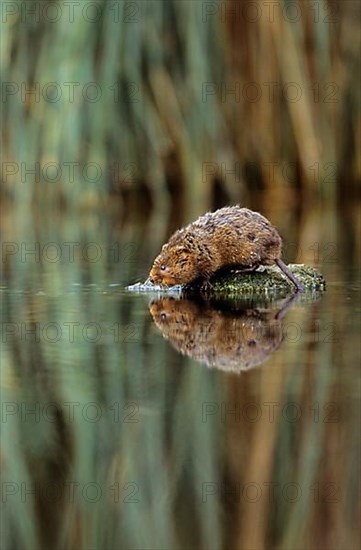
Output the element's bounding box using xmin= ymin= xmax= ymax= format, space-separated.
xmin=149 ymin=273 xmax=158 ymax=285
xmin=149 ymin=264 xmax=158 ymax=284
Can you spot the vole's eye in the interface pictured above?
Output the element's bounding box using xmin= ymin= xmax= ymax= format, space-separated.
xmin=160 ymin=265 xmax=166 ymax=271
xmin=160 ymin=312 xmax=167 ymax=320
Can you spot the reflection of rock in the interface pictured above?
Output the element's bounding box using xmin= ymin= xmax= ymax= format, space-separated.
xmin=150 ymin=297 xmax=285 ymax=372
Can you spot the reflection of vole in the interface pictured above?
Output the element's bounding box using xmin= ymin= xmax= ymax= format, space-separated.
xmin=150 ymin=297 xmax=283 ymax=372
xmin=149 ymin=206 xmax=304 ymax=291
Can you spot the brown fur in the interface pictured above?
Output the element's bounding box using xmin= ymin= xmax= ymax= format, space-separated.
xmin=149 ymin=206 xmax=282 ymax=286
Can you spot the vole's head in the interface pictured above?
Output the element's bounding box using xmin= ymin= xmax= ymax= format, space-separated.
xmin=149 ymin=243 xmax=199 ymax=286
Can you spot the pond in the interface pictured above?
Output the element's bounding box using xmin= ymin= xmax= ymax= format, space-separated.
xmin=1 ymin=206 xmax=360 ymax=550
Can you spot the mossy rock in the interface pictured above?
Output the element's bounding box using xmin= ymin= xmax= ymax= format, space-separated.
xmin=184 ymin=264 xmax=325 ymax=298
xmin=127 ymin=264 xmax=325 ymax=301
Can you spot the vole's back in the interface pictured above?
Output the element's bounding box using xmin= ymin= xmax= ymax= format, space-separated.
xmin=178 ymin=206 xmax=282 ymax=267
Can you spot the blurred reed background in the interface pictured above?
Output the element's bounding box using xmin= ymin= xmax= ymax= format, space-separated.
xmin=1 ymin=1 xmax=360 ymax=549
xmin=2 ymin=0 xmax=360 ymax=212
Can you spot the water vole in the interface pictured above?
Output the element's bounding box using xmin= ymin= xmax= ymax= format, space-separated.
xmin=149 ymin=206 xmax=304 ymax=292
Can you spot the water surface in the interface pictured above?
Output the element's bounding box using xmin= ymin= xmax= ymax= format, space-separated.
xmin=1 ymin=211 xmax=360 ymax=550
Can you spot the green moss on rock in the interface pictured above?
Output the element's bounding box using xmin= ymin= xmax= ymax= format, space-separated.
xmin=185 ymin=264 xmax=326 ymax=298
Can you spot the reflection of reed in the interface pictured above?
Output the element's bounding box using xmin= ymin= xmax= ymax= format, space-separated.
xmin=1 ymin=253 xmax=360 ymax=550
xmin=150 ymin=296 xmax=286 ymax=371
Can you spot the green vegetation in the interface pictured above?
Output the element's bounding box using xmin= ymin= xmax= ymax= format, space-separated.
xmin=2 ymin=0 xmax=359 ymax=212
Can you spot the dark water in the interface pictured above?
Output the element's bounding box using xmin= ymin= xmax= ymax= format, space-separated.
xmin=1 ymin=209 xmax=360 ymax=550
